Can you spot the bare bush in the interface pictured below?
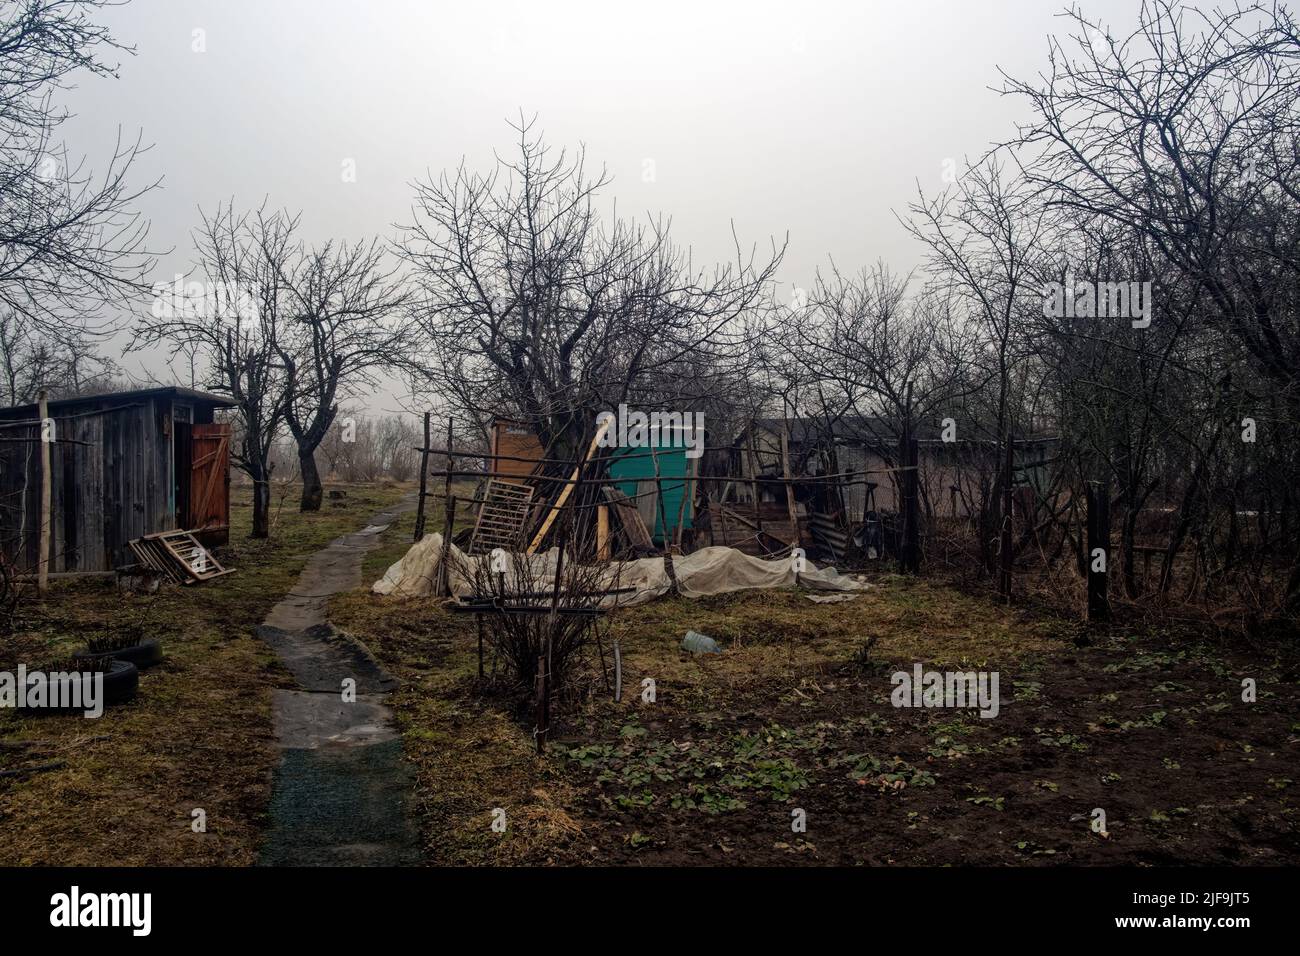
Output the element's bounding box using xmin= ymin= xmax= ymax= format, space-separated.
xmin=452 ymin=531 xmax=618 ymax=699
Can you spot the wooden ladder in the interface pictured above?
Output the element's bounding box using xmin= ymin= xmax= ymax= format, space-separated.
xmin=129 ymin=529 xmax=235 ymax=585
xmin=468 ymin=479 xmax=535 ymax=555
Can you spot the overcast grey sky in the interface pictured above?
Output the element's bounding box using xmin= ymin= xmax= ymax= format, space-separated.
xmin=59 ymin=0 xmax=1142 ymax=410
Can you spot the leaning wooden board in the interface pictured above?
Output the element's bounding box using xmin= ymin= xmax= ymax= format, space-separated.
xmin=602 ymin=486 xmax=654 ymax=551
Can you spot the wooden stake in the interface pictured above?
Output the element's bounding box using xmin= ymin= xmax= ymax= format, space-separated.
xmin=534 ymin=654 xmax=548 ymax=753
xmin=437 ymin=496 xmax=457 ymax=597
xmin=37 ymin=389 xmax=51 ymax=593
xmin=526 ymin=418 xmax=612 ymax=554
xmin=779 ymin=427 xmax=799 ymax=550
xmin=1086 ymin=478 xmax=1111 ymax=622
xmin=613 ymin=640 xmax=622 ymax=703
xmin=541 ymin=524 xmax=567 ymax=749
xmin=596 ymin=504 xmax=610 ymax=561
xmin=999 ymin=433 xmax=1014 ymax=601
xmin=413 ymin=411 xmax=431 ymax=541
xmin=744 ymin=421 xmax=764 ymax=536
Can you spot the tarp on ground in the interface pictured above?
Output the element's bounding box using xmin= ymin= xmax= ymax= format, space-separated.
xmin=371 ymin=534 xmax=869 ymax=607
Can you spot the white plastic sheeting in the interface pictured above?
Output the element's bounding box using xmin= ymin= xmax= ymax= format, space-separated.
xmin=371 ymin=534 xmax=870 ymax=607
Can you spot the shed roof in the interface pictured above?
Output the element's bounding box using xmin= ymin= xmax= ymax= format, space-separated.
xmin=0 ymin=385 xmax=237 ymax=421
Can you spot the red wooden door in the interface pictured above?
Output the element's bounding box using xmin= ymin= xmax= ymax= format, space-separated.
xmin=189 ymin=423 xmax=231 ymax=543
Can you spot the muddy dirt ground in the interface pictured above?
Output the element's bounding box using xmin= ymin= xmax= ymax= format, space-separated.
xmin=549 ymin=637 xmax=1297 ymax=865
xmin=333 ymin=555 xmax=1299 ymax=867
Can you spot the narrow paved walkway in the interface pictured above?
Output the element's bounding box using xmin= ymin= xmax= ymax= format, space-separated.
xmin=257 ymin=494 xmax=421 ymax=866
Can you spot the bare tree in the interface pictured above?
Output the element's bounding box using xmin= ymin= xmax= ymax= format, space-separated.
xmin=130 ymin=203 xmax=296 ymax=538
xmin=396 ymin=116 xmax=784 ymax=456
xmin=902 ymin=159 xmax=1053 ymax=576
xmin=274 ymin=239 xmax=410 ymax=511
xmin=1001 ymin=1 xmax=1300 ymax=617
xmin=0 ymin=0 xmax=157 ymax=335
xmin=1002 ymin=1 xmax=1300 ymax=389
xmin=776 ymin=264 xmax=977 ymax=438
xmin=0 ymin=308 xmax=120 ymax=403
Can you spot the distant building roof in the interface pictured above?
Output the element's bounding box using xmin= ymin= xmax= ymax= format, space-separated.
xmin=748 ymin=415 xmax=896 ymax=445
xmin=747 ymin=415 xmax=1057 ymax=446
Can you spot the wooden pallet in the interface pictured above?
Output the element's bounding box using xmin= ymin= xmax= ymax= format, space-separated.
xmin=710 ymin=505 xmax=800 ymax=557
xmin=128 ymin=529 xmax=235 ymax=585
xmin=468 ymin=479 xmax=535 ymax=555
xmin=602 ymin=486 xmax=655 ymax=551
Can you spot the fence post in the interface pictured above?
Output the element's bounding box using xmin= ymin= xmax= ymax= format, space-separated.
xmin=413 ymin=411 xmax=431 ymax=542
xmin=779 ymin=428 xmax=800 ymax=551
xmin=613 ymin=640 xmax=622 ymax=703
xmin=534 ymin=654 xmax=549 ymax=753
xmin=37 ymin=389 xmax=51 ymax=594
xmin=443 ymin=416 xmax=453 ymax=510
xmin=899 ymin=428 xmax=921 ymax=573
xmin=436 ymin=496 xmax=456 ymax=597
xmin=744 ymin=422 xmax=764 ymax=538
xmin=1086 ymin=478 xmax=1111 ymax=622
xmin=999 ymin=433 xmax=1014 ymax=601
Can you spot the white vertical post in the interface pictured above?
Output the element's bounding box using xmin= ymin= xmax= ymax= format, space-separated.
xmin=37 ymin=389 xmax=51 ymax=593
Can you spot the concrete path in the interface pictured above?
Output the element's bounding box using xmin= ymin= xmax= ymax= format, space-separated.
xmin=257 ymin=495 xmax=421 ymax=866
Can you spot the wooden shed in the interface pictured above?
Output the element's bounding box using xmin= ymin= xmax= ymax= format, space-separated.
xmin=607 ymin=441 xmax=696 ymax=544
xmin=489 ymin=417 xmax=546 ymax=484
xmin=487 ymin=416 xmax=696 ymax=546
xmin=0 ymin=386 xmax=236 ymax=574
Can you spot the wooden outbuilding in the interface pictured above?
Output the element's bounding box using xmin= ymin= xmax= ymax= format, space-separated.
xmin=489 ymin=417 xmax=546 ymax=485
xmin=0 ymin=386 xmax=236 ymax=574
xmin=486 ymin=416 xmax=696 ymax=546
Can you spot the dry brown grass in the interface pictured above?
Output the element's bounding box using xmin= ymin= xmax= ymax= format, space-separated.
xmin=0 ymin=480 xmax=412 ymax=866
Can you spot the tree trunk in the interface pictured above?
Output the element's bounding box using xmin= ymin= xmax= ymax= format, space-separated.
xmin=1121 ymin=507 xmax=1139 ymax=598
xmin=251 ymin=476 xmax=271 ymax=539
xmin=299 ymin=447 xmax=323 ymax=512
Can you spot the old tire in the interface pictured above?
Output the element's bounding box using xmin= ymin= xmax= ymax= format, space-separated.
xmin=101 ymin=659 xmax=140 ymax=706
xmin=73 ymin=637 xmax=163 ymax=671
xmin=19 ymin=659 xmax=138 ymax=713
